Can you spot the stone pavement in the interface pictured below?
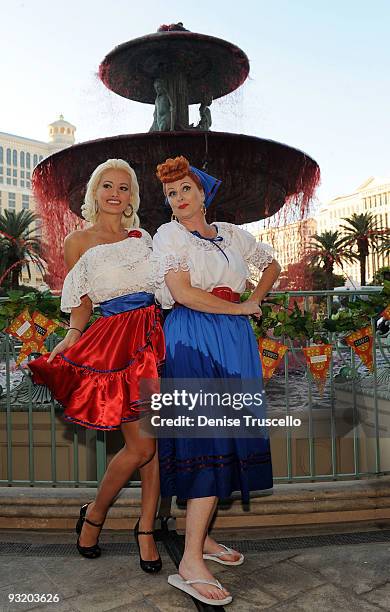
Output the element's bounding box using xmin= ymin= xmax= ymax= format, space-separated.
xmin=0 ymin=526 xmax=390 ymax=612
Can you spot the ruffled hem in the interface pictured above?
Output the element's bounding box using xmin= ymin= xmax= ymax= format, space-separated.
xmin=31 ymin=346 xmax=162 ymax=430
xmin=63 ymin=397 xmax=152 ymax=430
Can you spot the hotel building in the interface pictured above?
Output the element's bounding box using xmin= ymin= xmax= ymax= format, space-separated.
xmin=317 ymin=177 xmax=390 ymax=285
xmin=0 ymin=116 xmax=76 ymax=287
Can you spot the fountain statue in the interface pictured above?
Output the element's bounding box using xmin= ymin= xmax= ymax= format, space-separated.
xmin=33 ymin=24 xmax=320 ymax=288
xmin=149 ymin=79 xmax=173 ymax=132
xmin=196 ymin=97 xmax=212 ymax=131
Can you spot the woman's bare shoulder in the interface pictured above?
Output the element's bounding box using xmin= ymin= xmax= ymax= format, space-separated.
xmin=64 ymin=228 xmax=95 ymax=246
xmin=65 ymin=228 xmax=98 ymax=253
xmin=64 ymin=229 xmax=95 ymax=268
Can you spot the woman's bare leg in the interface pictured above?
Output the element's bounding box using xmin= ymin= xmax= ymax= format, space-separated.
xmin=137 ymin=449 xmax=160 ymax=560
xmin=178 ymin=497 xmax=230 ymax=602
xmin=78 ymin=420 xmax=156 ymax=548
xmin=202 ymin=498 xmax=242 ymax=562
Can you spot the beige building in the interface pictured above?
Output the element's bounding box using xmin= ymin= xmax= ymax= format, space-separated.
xmin=247 ymin=218 xmax=318 ymax=281
xmin=317 ymin=177 xmax=390 ymax=285
xmin=246 ymin=176 xmax=389 ymax=287
xmin=0 ymin=116 xmax=76 ymax=288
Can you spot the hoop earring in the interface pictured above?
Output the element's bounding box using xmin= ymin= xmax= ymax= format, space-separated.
xmin=94 ymin=200 xmax=99 ymax=214
xmin=123 ymin=205 xmax=133 ymax=219
xmin=201 ymin=204 xmax=206 ymax=215
xmin=171 ymin=213 xmax=177 ymax=222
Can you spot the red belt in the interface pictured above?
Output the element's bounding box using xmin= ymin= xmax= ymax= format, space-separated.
xmin=174 ymin=286 xmax=240 ymax=308
xmin=211 ymin=286 xmax=240 ymax=303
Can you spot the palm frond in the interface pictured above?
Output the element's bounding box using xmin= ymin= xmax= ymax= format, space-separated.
xmin=0 ymin=209 xmax=46 ymax=288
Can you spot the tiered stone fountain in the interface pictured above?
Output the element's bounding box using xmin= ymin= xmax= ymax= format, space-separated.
xmin=33 ymin=23 xmax=319 ymax=287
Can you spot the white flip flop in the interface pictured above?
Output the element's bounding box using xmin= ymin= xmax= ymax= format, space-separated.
xmin=203 ymin=543 xmax=245 ymax=566
xmin=167 ymin=574 xmax=233 ymax=606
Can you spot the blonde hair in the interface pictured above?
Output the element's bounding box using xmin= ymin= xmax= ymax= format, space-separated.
xmin=81 ymin=159 xmax=140 ymax=228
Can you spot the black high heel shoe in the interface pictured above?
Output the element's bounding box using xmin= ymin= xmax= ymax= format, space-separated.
xmin=76 ymin=503 xmax=104 ymax=559
xmin=134 ymin=518 xmax=162 ymax=573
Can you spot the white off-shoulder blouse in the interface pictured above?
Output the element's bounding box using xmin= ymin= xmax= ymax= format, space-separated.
xmin=153 ymin=221 xmax=276 ymax=309
xmin=60 ymin=228 xmax=155 ymax=313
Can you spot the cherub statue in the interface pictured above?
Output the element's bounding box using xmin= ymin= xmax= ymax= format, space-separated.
xmin=196 ymin=97 xmax=212 ymax=131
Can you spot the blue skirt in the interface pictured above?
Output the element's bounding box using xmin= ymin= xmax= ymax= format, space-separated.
xmin=159 ymin=306 xmax=273 ymax=503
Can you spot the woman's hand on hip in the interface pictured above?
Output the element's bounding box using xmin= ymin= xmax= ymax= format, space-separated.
xmin=47 ymin=330 xmax=81 ymax=363
xmin=238 ymin=300 xmax=262 ymax=318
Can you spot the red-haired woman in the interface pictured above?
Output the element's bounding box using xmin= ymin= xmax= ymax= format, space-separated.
xmin=153 ymin=156 xmax=281 ymax=606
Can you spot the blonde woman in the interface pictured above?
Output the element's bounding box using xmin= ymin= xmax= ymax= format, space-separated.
xmin=29 ymin=159 xmax=164 ymax=572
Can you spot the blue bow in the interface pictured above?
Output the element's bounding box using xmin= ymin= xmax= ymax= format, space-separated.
xmin=191 ymin=227 xmax=229 ymax=263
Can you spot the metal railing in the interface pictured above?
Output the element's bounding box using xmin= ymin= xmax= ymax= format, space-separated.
xmin=0 ymin=289 xmax=389 ymax=487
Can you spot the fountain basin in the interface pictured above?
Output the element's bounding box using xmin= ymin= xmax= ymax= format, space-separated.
xmin=99 ymin=31 xmax=249 ymax=104
xmin=33 ymin=130 xmax=320 ymax=236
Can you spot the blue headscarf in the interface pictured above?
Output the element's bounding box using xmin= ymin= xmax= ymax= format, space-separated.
xmin=164 ymin=166 xmax=221 ymax=208
xmin=189 ymin=166 xmax=221 ymax=208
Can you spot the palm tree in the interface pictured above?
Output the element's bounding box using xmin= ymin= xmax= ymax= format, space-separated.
xmin=307 ymin=230 xmax=355 ymax=290
xmin=0 ymin=210 xmax=46 ymax=289
xmin=340 ymin=212 xmax=390 ymax=287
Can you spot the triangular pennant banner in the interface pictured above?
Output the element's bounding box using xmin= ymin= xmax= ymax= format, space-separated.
xmin=5 ymin=308 xmax=57 ymax=365
xmin=345 ymin=325 xmax=374 ymax=372
xmin=380 ymin=304 xmax=390 ymax=321
xmin=258 ymin=338 xmax=288 ymax=380
xmin=302 ymin=344 xmax=332 ymax=395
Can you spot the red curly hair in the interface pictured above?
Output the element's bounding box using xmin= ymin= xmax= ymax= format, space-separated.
xmin=156 ymin=156 xmax=202 ymax=193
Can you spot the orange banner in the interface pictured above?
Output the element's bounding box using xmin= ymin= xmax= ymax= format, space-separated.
xmin=5 ymin=309 xmax=57 ymax=365
xmin=31 ymin=311 xmax=58 ymax=348
xmin=302 ymin=344 xmax=332 ymax=395
xmin=345 ymin=325 xmax=373 ymax=372
xmin=258 ymin=338 xmax=288 ymax=380
xmin=381 ymin=304 xmax=390 ymax=321
xmin=5 ymin=308 xmax=35 ymax=342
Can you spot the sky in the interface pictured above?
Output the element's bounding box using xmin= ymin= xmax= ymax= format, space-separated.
xmin=1 ymin=0 xmax=389 ymax=206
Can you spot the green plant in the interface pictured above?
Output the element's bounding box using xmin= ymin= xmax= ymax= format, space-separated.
xmin=241 ymin=281 xmax=390 ymax=341
xmin=0 ymin=210 xmax=46 ymax=289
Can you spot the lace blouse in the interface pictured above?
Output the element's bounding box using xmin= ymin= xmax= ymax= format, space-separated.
xmin=153 ymin=221 xmax=276 ymax=309
xmin=60 ymin=229 xmax=155 ymax=312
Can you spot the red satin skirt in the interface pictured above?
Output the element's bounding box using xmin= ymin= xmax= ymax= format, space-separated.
xmin=28 ymin=305 xmax=165 ymax=430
